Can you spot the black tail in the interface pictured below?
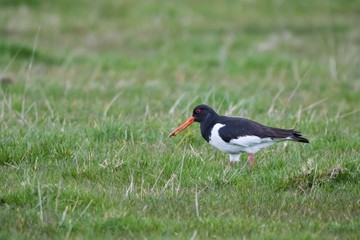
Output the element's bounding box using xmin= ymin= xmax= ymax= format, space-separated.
xmin=291 ymin=130 xmax=310 ymax=143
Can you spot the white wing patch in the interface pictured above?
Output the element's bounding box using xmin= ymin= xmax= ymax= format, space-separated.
xmin=230 ymin=136 xmax=275 ymax=153
xmin=230 ymin=135 xmax=263 ymax=147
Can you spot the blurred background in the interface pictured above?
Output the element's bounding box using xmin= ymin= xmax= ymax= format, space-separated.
xmin=1 ymin=1 xmax=359 ymax=121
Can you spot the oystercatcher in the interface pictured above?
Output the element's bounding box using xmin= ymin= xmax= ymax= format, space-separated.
xmin=169 ymin=104 xmax=309 ymax=168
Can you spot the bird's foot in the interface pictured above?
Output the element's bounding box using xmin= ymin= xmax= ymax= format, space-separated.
xmin=229 ymin=161 xmax=234 ymax=166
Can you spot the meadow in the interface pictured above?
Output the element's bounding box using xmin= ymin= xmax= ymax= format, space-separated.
xmin=0 ymin=0 xmax=359 ymax=239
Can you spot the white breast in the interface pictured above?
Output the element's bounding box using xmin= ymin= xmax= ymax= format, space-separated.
xmin=209 ymin=124 xmax=247 ymax=154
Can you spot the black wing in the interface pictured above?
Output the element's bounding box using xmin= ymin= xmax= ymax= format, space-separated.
xmin=217 ymin=116 xmax=309 ymax=143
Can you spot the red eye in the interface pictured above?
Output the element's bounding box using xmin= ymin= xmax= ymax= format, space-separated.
xmin=195 ymin=109 xmax=201 ymax=114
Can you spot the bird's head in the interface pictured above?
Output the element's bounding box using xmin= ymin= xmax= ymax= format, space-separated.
xmin=191 ymin=104 xmax=217 ymax=123
xmin=168 ymin=104 xmax=217 ymax=137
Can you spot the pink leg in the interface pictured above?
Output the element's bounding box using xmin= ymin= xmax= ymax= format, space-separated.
xmin=229 ymin=161 xmax=234 ymax=166
xmin=248 ymin=153 xmax=254 ymax=169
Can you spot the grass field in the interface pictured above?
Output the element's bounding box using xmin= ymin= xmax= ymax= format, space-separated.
xmin=1 ymin=0 xmax=359 ymax=239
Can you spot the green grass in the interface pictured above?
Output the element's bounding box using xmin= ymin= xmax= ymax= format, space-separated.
xmin=1 ymin=0 xmax=359 ymax=239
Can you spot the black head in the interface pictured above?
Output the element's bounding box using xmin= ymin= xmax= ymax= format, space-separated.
xmin=192 ymin=104 xmax=218 ymax=122
xmin=168 ymin=104 xmax=218 ymax=137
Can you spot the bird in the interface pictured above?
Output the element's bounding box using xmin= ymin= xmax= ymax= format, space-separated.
xmin=169 ymin=104 xmax=309 ymax=169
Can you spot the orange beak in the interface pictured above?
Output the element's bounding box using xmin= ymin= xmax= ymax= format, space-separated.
xmin=168 ymin=116 xmax=195 ymax=137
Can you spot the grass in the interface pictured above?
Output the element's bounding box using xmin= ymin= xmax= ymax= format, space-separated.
xmin=1 ymin=0 xmax=360 ymax=239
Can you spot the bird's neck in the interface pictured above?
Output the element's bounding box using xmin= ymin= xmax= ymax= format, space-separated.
xmin=200 ymin=114 xmax=218 ymax=142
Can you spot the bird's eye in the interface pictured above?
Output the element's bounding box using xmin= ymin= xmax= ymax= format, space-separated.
xmin=195 ymin=109 xmax=201 ymax=114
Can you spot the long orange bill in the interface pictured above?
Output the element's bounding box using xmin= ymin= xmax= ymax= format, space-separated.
xmin=168 ymin=116 xmax=195 ymax=137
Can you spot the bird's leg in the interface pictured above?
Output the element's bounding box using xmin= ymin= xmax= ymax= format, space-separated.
xmin=229 ymin=154 xmax=241 ymax=167
xmin=248 ymin=153 xmax=254 ymax=169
